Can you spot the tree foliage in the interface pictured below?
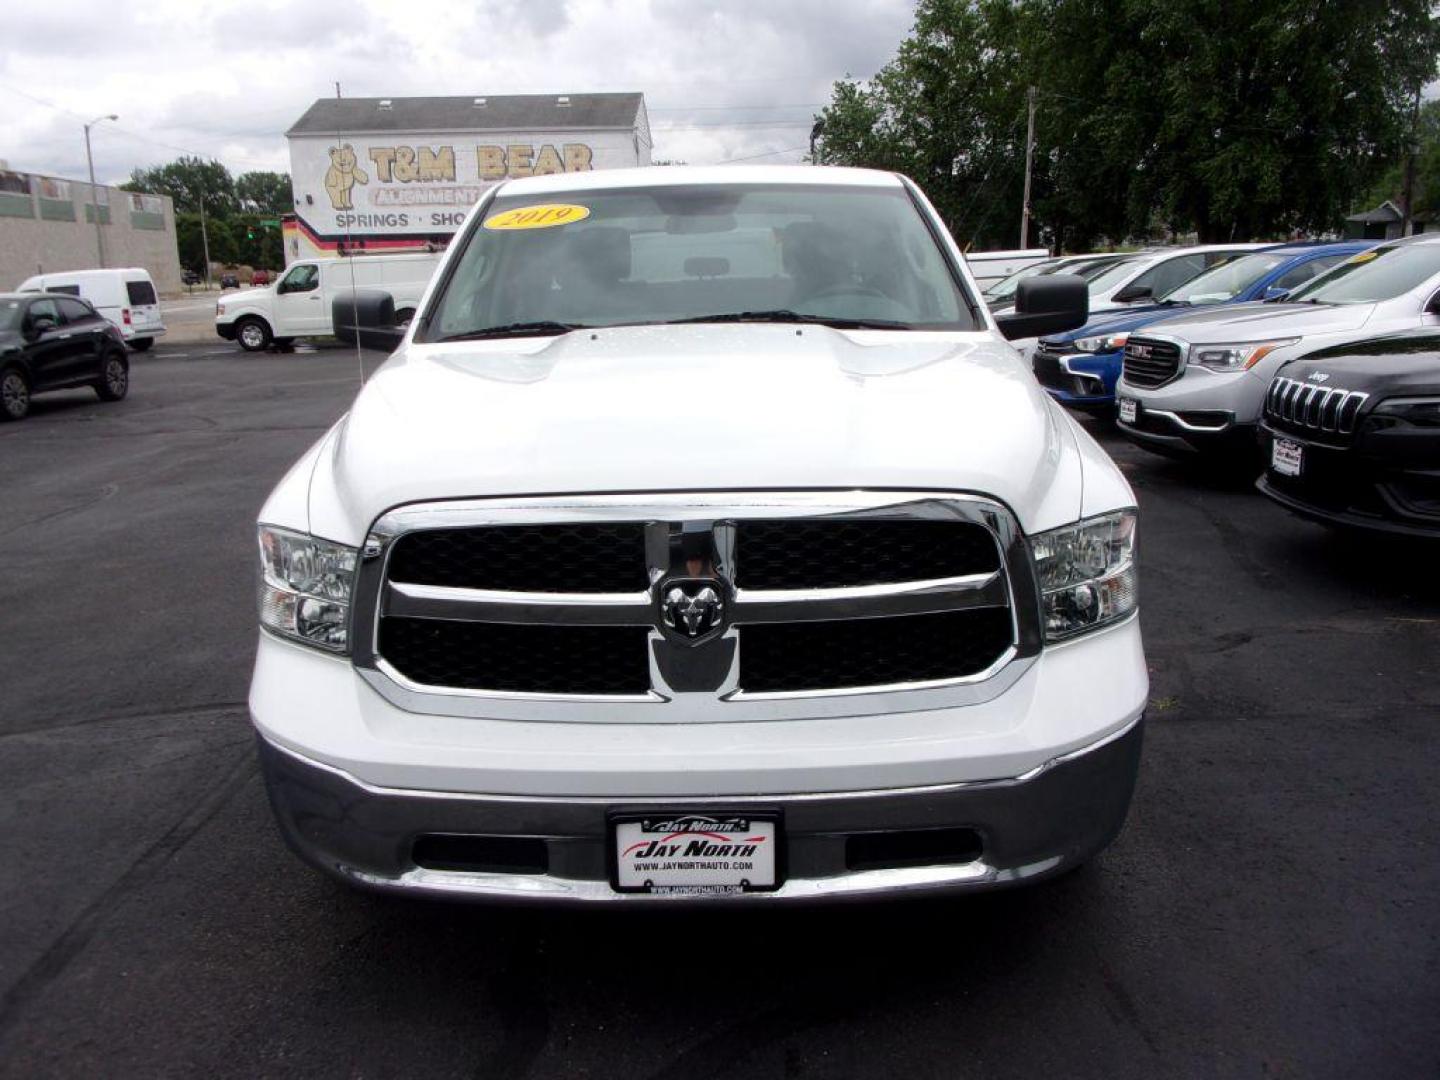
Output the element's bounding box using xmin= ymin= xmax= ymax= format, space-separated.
xmin=121 ymin=156 xmax=292 ymax=272
xmin=814 ymin=0 xmax=1440 ymax=249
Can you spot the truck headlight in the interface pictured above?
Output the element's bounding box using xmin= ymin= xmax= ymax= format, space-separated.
xmin=216 ymin=302 xmax=225 ymax=316
xmin=1030 ymin=510 xmax=1137 ymax=641
xmin=1191 ymin=339 xmax=1297 ymax=371
xmin=258 ymin=525 xmax=358 ymax=652
xmin=1073 ymin=332 xmax=1129 ymax=353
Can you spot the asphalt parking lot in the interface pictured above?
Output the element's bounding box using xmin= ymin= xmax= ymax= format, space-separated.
xmin=1 ymin=341 xmax=1436 ymax=1079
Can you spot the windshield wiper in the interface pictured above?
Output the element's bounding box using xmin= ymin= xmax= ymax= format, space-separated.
xmin=668 ymin=309 xmax=916 ymax=330
xmin=434 ymin=321 xmax=584 ymax=341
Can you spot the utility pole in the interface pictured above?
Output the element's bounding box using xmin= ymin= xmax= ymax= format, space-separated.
xmin=1020 ymin=86 xmax=1037 ymax=249
xmin=83 ymin=114 xmax=118 ymax=267
xmin=1401 ymin=83 xmax=1421 ymax=237
xmin=198 ymin=190 xmax=213 ymax=290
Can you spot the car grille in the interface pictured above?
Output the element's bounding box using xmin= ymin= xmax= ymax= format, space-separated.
xmin=1031 ymin=346 xmax=1068 ymax=391
xmin=358 ymin=495 xmax=1031 ymax=707
xmin=734 ymin=519 xmax=999 ymax=589
xmin=1264 ymin=376 xmax=1369 ymax=442
xmin=1122 ymin=338 xmax=1183 ymax=388
xmin=740 ymin=609 xmax=1014 ymax=693
xmin=387 ymin=523 xmax=648 ymax=593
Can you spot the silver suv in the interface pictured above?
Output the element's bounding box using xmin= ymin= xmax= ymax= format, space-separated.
xmin=1115 ymin=236 xmax=1440 ymax=456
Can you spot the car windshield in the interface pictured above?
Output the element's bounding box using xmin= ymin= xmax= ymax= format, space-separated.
xmin=0 ymin=299 xmax=24 ymax=331
xmin=984 ymin=260 xmax=1062 ymax=300
xmin=1162 ymin=252 xmax=1288 ymax=303
xmin=1086 ymin=256 xmax=1152 ymax=296
xmin=421 ymin=183 xmax=978 ymax=340
xmin=1287 ymin=244 xmax=1440 ymax=304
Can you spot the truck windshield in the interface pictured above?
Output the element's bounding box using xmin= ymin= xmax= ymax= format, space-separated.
xmin=421 ymin=183 xmax=979 ymax=340
xmin=1287 ymin=244 xmax=1440 ymax=304
xmin=1163 ymin=252 xmax=1287 ymax=304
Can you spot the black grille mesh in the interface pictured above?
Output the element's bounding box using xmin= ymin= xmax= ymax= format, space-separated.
xmin=740 ymin=608 xmax=1013 ymax=693
xmin=387 ymin=523 xmax=648 ymax=593
xmin=1122 ymin=339 xmax=1183 ymax=388
xmin=736 ymin=520 xmax=998 ymax=590
xmin=379 ymin=617 xmax=651 ymax=695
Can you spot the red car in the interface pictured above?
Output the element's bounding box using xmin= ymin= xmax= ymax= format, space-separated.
xmin=250 ymin=270 xmax=270 ymax=286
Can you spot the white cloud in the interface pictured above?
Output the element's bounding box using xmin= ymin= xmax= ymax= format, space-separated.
xmin=0 ymin=0 xmax=914 ymax=183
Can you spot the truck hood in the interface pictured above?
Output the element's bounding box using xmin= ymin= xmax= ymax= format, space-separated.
xmin=306 ymin=324 xmax=1088 ymax=543
xmin=223 ymin=286 xmax=270 ymax=309
xmin=1128 ymin=300 xmax=1377 ymax=344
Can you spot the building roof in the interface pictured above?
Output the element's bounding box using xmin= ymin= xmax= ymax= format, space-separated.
xmin=286 ymin=93 xmax=646 ymax=137
xmin=1346 ymin=200 xmax=1404 ymax=224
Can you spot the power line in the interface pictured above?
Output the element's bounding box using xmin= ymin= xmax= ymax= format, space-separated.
xmin=718 ymin=144 xmax=810 ymax=163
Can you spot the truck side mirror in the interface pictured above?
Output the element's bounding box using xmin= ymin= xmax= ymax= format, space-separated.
xmin=1111 ymin=283 xmax=1153 ymax=303
xmin=333 ymin=290 xmax=407 ymax=352
xmin=994 ymin=275 xmax=1088 ymax=341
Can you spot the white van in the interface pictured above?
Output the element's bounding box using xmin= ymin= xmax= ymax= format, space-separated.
xmin=17 ymin=268 xmax=165 ymax=351
xmin=215 ymin=253 xmax=441 ymax=352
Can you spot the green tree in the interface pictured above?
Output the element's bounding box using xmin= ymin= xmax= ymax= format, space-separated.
xmin=814 ymin=0 xmax=1440 ymax=248
xmin=121 ymin=156 xmax=236 ymax=218
xmin=234 ymin=171 xmax=293 ymax=214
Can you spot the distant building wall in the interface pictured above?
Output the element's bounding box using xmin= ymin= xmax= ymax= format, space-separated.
xmin=0 ymin=170 xmax=183 ymax=293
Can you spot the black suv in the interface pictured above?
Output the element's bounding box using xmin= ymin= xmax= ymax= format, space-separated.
xmin=0 ymin=292 xmax=131 ymax=421
xmin=1258 ymin=329 xmax=1440 ymax=537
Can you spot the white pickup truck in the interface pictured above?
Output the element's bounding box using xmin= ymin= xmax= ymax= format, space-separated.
xmin=216 ymin=252 xmax=439 ymax=351
xmin=250 ymin=165 xmax=1146 ymax=903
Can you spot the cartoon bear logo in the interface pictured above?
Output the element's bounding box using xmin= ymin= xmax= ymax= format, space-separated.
xmin=323 ymin=144 xmax=368 ymax=211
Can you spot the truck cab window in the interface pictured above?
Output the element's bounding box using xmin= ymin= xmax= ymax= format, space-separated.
xmin=280 ymin=265 xmax=320 ymax=293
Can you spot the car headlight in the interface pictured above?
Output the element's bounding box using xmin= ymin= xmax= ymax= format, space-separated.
xmin=1073 ymin=332 xmax=1130 ymax=353
xmin=1368 ymin=396 xmax=1440 ymax=428
xmin=1191 ymin=339 xmax=1297 ymax=371
xmin=216 ymin=302 xmax=225 ymax=316
xmin=258 ymin=525 xmax=358 ymax=652
xmin=1029 ymin=510 xmax=1137 ymax=641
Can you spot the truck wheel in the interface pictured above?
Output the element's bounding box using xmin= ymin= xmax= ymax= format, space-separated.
xmin=394 ymin=307 xmax=416 ymax=328
xmin=94 ymin=351 xmax=130 ymax=402
xmin=128 ymin=338 xmax=153 ymax=352
xmin=0 ymin=365 xmax=30 ymax=421
xmin=236 ymin=318 xmax=272 ymax=352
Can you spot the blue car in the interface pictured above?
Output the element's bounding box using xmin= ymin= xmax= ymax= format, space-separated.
xmin=1031 ymin=241 xmax=1377 ymax=409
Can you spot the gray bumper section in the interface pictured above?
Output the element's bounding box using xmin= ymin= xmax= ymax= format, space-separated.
xmin=256 ymin=718 xmax=1143 ymax=903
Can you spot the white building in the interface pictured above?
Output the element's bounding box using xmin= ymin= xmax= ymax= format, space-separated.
xmin=283 ymin=93 xmax=652 ymax=262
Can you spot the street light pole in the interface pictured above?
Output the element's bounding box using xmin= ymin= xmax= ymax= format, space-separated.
xmin=83 ymin=114 xmax=118 ymax=268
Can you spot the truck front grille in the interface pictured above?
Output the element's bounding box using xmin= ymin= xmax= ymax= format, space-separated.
xmin=740 ymin=609 xmax=1014 ymax=693
xmin=1264 ymin=376 xmax=1368 ymax=443
xmin=356 ymin=494 xmax=1038 ymax=714
xmin=1122 ymin=338 xmax=1183 ymax=388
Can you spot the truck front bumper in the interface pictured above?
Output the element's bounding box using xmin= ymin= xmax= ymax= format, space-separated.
xmin=215 ymin=321 xmax=237 ymax=341
xmin=257 ymin=716 xmax=1142 ymax=904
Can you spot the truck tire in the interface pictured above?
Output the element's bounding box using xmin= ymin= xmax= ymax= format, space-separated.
xmin=1 ymin=365 xmax=30 ymax=421
xmin=236 ymin=317 xmax=272 ymax=352
xmin=94 ymin=350 xmax=130 ymax=402
xmin=128 ymin=338 xmax=154 ymax=352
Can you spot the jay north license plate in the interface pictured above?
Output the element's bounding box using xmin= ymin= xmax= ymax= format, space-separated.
xmin=1271 ymin=437 xmax=1304 ymax=477
xmin=612 ymin=814 xmax=779 ymax=894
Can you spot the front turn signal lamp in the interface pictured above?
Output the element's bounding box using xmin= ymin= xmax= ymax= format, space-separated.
xmin=258 ymin=525 xmax=359 ymax=652
xmin=1029 ymin=510 xmax=1137 ymax=641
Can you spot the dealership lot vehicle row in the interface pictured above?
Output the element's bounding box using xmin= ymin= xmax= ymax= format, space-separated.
xmin=0 ymin=343 xmax=1436 ymax=1077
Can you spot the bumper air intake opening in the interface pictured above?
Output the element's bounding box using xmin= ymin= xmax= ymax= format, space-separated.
xmin=411 ymin=834 xmax=551 ymax=875
xmin=845 ymin=827 xmax=983 ymax=872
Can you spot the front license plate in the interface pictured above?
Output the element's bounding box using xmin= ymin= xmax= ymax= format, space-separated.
xmin=612 ymin=813 xmax=779 ymax=895
xmin=1271 ymin=437 xmax=1303 ymax=477
xmin=1118 ymin=397 xmax=1138 ymax=423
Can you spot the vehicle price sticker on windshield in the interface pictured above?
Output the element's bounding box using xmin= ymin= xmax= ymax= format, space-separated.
xmin=1118 ymin=398 xmax=1138 ymax=423
xmin=483 ymin=203 xmax=591 ymax=230
xmin=1271 ymin=437 xmax=1304 ymax=477
xmin=612 ymin=814 xmax=779 ymax=894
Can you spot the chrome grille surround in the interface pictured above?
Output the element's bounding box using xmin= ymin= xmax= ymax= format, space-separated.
xmin=349 ymin=492 xmax=1042 ymax=724
xmin=1265 ymin=376 xmax=1369 ymax=435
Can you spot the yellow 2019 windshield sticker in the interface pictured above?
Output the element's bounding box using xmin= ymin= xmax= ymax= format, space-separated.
xmin=1346 ymin=250 xmax=1379 ymax=265
xmin=483 ymin=203 xmax=591 ymax=230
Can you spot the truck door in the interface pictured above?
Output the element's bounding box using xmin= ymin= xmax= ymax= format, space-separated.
xmin=274 ymin=263 xmax=327 ymax=335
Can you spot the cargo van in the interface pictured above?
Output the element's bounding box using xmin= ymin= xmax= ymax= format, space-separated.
xmin=17 ymin=268 xmax=165 ymax=351
xmin=214 ymin=253 xmax=441 ymax=351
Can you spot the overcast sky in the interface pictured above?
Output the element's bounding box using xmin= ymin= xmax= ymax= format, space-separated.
xmin=0 ymin=0 xmax=915 ymax=185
